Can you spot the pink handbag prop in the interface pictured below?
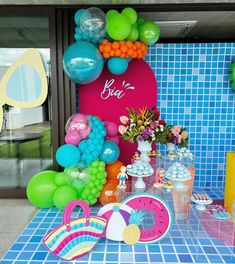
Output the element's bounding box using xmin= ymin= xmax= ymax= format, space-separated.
xmin=43 ymin=200 xmax=107 ymax=261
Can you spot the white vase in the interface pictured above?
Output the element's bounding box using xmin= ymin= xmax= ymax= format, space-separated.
xmin=167 ymin=142 xmax=176 ymax=152
xmin=137 ymin=140 xmax=152 ymax=164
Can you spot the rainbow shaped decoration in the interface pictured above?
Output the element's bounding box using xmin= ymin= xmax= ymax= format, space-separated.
xmin=43 ymin=200 xmax=107 ymax=261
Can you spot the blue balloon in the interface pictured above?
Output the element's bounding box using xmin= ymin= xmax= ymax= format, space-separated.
xmin=99 ymin=140 xmax=120 ymax=164
xmin=56 ymin=144 xmax=81 ymax=168
xmin=63 ymin=41 xmax=104 ymax=84
xmin=74 ymin=9 xmax=85 ymax=25
xmin=107 ymin=57 xmax=129 ymax=75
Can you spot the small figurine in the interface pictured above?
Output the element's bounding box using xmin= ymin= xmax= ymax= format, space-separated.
xmin=117 ymin=166 xmax=128 ymax=189
xmin=153 ymin=168 xmax=165 ymax=188
xmin=133 ymin=152 xmax=140 ymax=162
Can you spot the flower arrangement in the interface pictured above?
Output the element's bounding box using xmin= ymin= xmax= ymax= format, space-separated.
xmin=165 ymin=125 xmax=189 ymax=148
xmin=118 ymin=107 xmax=168 ymax=144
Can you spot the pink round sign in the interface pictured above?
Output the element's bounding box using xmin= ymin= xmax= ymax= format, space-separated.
xmin=79 ymin=59 xmax=157 ymax=164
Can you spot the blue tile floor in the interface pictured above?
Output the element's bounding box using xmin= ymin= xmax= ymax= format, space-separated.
xmin=1 ymin=188 xmax=235 ymax=264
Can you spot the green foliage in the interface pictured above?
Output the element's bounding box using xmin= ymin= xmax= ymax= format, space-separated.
xmin=129 ymin=210 xmax=145 ymax=226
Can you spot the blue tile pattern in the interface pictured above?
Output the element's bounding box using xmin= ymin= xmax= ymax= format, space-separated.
xmin=1 ymin=188 xmax=235 ymax=264
xmin=145 ymin=43 xmax=235 ymax=188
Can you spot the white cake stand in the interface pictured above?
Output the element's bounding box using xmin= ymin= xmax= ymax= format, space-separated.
xmin=191 ymin=196 xmax=213 ymax=211
xmin=127 ymin=171 xmax=153 ymax=189
xmin=165 ymin=175 xmax=191 ymax=189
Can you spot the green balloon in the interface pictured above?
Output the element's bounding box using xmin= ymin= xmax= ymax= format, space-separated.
xmin=137 ymin=16 xmax=144 ymax=26
xmin=106 ymin=9 xmax=119 ymax=20
xmin=27 ymin=170 xmax=58 ymax=208
xmin=121 ymin=7 xmax=137 ymax=25
xmin=126 ymin=25 xmax=139 ymax=41
xmin=53 ymin=185 xmax=77 ymax=209
xmin=71 ymin=179 xmax=85 ymax=193
xmin=107 ymin=14 xmax=131 ymax=40
xmin=55 ymin=172 xmax=67 ymax=186
xmin=138 ymin=21 xmax=160 ymax=45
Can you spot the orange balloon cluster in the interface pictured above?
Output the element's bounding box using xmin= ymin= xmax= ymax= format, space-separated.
xmin=99 ymin=160 xmax=125 ymax=205
xmin=99 ymin=39 xmax=148 ymax=59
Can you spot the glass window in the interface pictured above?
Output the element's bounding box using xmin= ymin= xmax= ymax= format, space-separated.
xmin=0 ymin=15 xmax=52 ymax=189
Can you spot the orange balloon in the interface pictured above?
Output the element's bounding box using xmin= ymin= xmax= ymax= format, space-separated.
xmin=99 ymin=180 xmax=119 ymax=205
xmin=112 ymin=41 xmax=120 ymax=50
xmin=137 ymin=54 xmax=143 ymax=59
xmin=120 ymin=53 xmax=126 ymax=58
xmin=115 ymin=49 xmax=121 ymax=57
xmin=126 ymin=41 xmax=133 ymax=48
xmin=120 ymin=45 xmax=128 ymax=53
xmin=127 ymin=48 xmax=134 ymax=57
xmin=137 ymin=48 xmax=142 ymax=55
xmin=103 ymin=52 xmax=110 ymax=59
xmin=132 ymin=51 xmax=137 ymax=58
xmin=106 ymin=160 xmax=125 ymax=180
xmin=104 ymin=45 xmax=111 ymax=53
xmin=135 ymin=41 xmax=141 ymax=48
xmin=99 ymin=45 xmax=104 ymax=52
xmin=102 ymin=39 xmax=109 ymax=45
xmin=110 ymin=50 xmax=115 ymax=57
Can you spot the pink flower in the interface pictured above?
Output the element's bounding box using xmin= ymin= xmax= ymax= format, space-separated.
xmin=177 ymin=135 xmax=182 ymax=144
xmin=172 ymin=125 xmax=181 ymax=136
xmin=181 ymin=131 xmax=188 ymax=139
xmin=118 ymin=125 xmax=127 ymax=135
xmin=120 ymin=116 xmax=129 ymax=124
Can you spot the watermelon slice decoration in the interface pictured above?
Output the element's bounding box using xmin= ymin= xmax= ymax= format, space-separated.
xmin=123 ymin=193 xmax=173 ymax=244
xmin=230 ymin=60 xmax=235 ymax=91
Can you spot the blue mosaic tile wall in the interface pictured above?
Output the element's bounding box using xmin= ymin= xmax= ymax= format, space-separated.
xmin=145 ymin=43 xmax=235 ymax=188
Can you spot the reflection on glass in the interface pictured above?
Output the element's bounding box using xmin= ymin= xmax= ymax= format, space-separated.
xmin=0 ymin=16 xmax=52 ymax=190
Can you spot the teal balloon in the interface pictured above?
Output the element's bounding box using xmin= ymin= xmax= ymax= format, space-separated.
xmin=63 ymin=41 xmax=104 ymax=84
xmin=56 ymin=144 xmax=81 ymax=168
xmin=74 ymin=9 xmax=85 ymax=25
xmin=99 ymin=140 xmax=120 ymax=164
xmin=107 ymin=57 xmax=129 ymax=75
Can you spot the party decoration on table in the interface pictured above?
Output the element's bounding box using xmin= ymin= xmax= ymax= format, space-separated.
xmin=27 ymin=171 xmax=58 ymax=208
xmin=98 ymin=180 xmax=119 ymax=205
xmin=176 ymin=147 xmax=193 ymax=161
xmin=122 ymin=193 xmax=173 ymax=244
xmin=0 ymin=49 xmax=48 ymax=132
xmin=65 ymin=113 xmax=91 ymax=145
xmin=119 ymin=107 xmax=167 ymax=189
xmin=230 ymin=60 xmax=235 ymax=91
xmin=98 ymin=39 xmax=148 ymax=59
xmin=105 ymin=160 xmax=125 ymax=181
xmin=191 ymin=193 xmax=213 ymax=211
xmin=63 ymin=41 xmax=104 ymax=84
xmin=208 ymin=204 xmax=231 ymax=219
xmin=153 ymin=168 xmax=165 ymax=188
xmin=123 ymin=210 xmax=144 ymax=245
xmin=97 ymin=203 xmax=134 ymax=241
xmin=56 ymin=144 xmax=81 ymax=168
xmin=43 ymin=200 xmax=107 ymax=261
xmin=165 ymin=162 xmax=191 ymax=189
xmin=117 ymin=166 xmax=128 ymax=189
xmin=79 ymin=59 xmax=157 ymax=164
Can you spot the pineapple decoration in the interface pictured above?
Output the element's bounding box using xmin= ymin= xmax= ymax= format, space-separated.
xmin=123 ymin=210 xmax=145 ymax=245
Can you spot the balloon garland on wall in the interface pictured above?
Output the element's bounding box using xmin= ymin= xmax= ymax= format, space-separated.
xmin=62 ymin=6 xmax=160 ymax=82
xmin=27 ymin=6 xmax=161 ymax=209
xmin=27 ymin=114 xmax=122 ymax=209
